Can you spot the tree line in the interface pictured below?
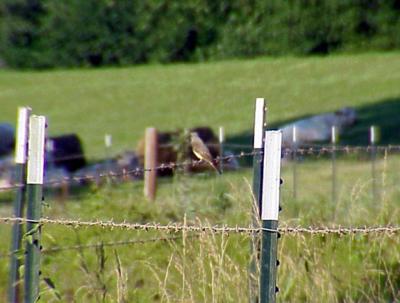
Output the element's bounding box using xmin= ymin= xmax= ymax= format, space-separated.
xmin=1 ymin=0 xmax=399 ymax=68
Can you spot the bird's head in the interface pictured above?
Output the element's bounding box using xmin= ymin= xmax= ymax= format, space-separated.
xmin=190 ymin=132 xmax=199 ymax=140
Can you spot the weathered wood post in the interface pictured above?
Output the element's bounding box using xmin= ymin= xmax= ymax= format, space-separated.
xmin=24 ymin=115 xmax=46 ymax=303
xmin=260 ymin=130 xmax=282 ymax=303
xmin=331 ymin=126 xmax=338 ymax=204
xmin=249 ymin=98 xmax=266 ymax=303
xmin=144 ymin=128 xmax=158 ymax=201
xmin=9 ymin=107 xmax=31 ymax=303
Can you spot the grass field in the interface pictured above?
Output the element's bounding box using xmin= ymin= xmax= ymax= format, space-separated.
xmin=0 ymin=53 xmax=399 ymax=302
xmin=1 ymin=52 xmax=400 ymax=155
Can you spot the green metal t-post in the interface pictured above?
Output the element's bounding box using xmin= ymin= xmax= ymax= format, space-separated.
xmin=292 ymin=126 xmax=297 ymax=200
xmin=24 ymin=115 xmax=46 ymax=303
xmin=260 ymin=131 xmax=282 ymax=303
xmin=370 ymin=126 xmax=378 ymax=202
xmin=249 ymin=98 xmax=266 ymax=303
xmin=9 ymin=164 xmax=27 ymax=303
xmin=9 ymin=107 xmax=31 ymax=303
xmin=104 ymin=134 xmax=112 ymax=183
xmin=219 ymin=126 xmax=224 ymax=174
xmin=331 ymin=126 xmax=338 ymax=205
xmin=260 ymin=220 xmax=278 ymax=302
xmin=25 ymin=184 xmax=43 ymax=303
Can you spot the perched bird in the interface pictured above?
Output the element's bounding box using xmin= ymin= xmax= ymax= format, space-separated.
xmin=190 ymin=132 xmax=221 ymax=174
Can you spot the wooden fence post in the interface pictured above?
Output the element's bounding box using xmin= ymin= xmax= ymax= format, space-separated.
xmin=9 ymin=107 xmax=31 ymax=303
xmin=260 ymin=130 xmax=282 ymax=303
xmin=144 ymin=128 xmax=158 ymax=201
xmin=24 ymin=115 xmax=46 ymax=303
xmin=249 ymin=98 xmax=266 ymax=303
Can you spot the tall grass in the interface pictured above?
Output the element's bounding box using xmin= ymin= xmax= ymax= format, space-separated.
xmin=0 ymin=152 xmax=398 ymax=302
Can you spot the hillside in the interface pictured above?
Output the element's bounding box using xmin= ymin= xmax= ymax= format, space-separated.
xmin=0 ymin=53 xmax=400 ymax=157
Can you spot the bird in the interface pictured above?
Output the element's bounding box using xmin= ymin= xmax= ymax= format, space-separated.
xmin=190 ymin=132 xmax=221 ymax=174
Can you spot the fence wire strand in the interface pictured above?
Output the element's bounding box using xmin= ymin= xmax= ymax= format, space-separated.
xmin=2 ymin=144 xmax=400 ymax=192
xmin=0 ymin=235 xmax=197 ymax=259
xmin=0 ymin=217 xmax=398 ymax=236
xmin=0 ymin=150 xmax=259 ymax=191
xmin=42 ymin=235 xmax=190 ymax=253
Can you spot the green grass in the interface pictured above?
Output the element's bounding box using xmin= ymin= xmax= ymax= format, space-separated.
xmin=1 ymin=52 xmax=400 ymax=157
xmin=0 ymin=155 xmax=398 ymax=302
xmin=0 ymin=53 xmax=399 ymax=302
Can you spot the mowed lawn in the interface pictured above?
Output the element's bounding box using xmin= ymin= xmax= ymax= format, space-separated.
xmin=1 ymin=52 xmax=400 ymax=157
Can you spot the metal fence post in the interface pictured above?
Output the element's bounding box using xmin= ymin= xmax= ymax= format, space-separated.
xmin=219 ymin=126 xmax=224 ymax=174
xmin=249 ymin=98 xmax=266 ymax=303
xmin=331 ymin=126 xmax=338 ymax=205
xmin=292 ymin=126 xmax=297 ymax=199
xmin=24 ymin=115 xmax=46 ymax=303
xmin=105 ymin=134 xmax=112 ymax=174
xmin=260 ymin=131 xmax=282 ymax=303
xmin=9 ymin=107 xmax=31 ymax=303
xmin=370 ymin=125 xmax=378 ymax=202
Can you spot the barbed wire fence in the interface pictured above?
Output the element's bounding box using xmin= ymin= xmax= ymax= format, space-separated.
xmin=2 ymin=103 xmax=400 ymax=302
xmin=0 ymin=218 xmax=398 ymax=263
xmin=0 ymin=217 xmax=399 ymax=235
xmin=1 ymin=144 xmax=400 ymax=192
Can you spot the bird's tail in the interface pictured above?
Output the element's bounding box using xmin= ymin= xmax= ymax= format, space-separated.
xmin=209 ymin=160 xmax=222 ymax=174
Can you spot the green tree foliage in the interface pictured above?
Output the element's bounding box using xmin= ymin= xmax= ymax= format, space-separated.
xmin=0 ymin=0 xmax=44 ymax=67
xmin=1 ymin=0 xmax=399 ymax=68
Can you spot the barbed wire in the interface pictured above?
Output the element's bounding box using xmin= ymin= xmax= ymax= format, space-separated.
xmin=1 ymin=144 xmax=400 ymax=192
xmin=6 ymin=143 xmax=400 ymax=168
xmin=0 ymin=217 xmax=398 ymax=236
xmin=44 ymin=144 xmax=400 ymax=162
xmin=0 ymin=222 xmax=395 ymax=257
xmin=42 ymin=235 xmax=192 ymax=254
xmin=0 ymin=151 xmax=258 ymax=191
xmin=0 ymin=235 xmax=197 ymax=259
xmin=199 ymin=143 xmax=400 ymax=153
xmin=3 ymin=142 xmax=399 ymax=163
xmin=282 ymin=145 xmax=400 ymax=156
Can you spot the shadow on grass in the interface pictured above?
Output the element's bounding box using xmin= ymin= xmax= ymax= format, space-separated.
xmin=226 ymin=97 xmax=400 ymax=166
xmin=340 ymin=97 xmax=400 ymax=145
